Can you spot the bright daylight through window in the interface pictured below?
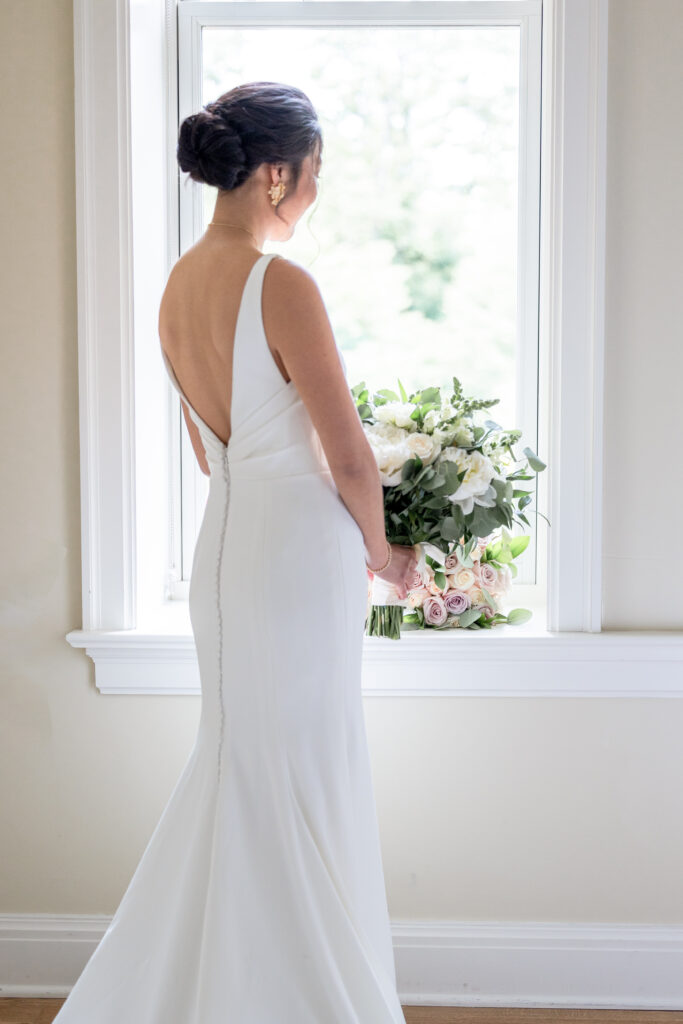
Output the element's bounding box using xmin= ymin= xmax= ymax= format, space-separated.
xmin=171 ymin=15 xmax=540 ymax=610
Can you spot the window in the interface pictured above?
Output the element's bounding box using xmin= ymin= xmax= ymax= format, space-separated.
xmin=174 ymin=3 xmax=542 ymax=600
xmin=67 ymin=0 xmax=618 ymax=696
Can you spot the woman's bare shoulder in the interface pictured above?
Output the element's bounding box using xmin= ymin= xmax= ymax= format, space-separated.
xmin=261 ymin=256 xmax=331 ymax=358
xmin=264 ymin=254 xmax=323 ymax=295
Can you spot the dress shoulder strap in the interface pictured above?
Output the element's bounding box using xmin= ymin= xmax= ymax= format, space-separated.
xmin=231 ymin=252 xmax=291 ymax=428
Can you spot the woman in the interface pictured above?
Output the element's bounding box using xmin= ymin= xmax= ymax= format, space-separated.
xmin=53 ymin=81 xmax=415 ymax=1023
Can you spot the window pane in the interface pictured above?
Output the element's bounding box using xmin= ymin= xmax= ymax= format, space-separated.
xmin=181 ymin=22 xmax=531 ymax=585
xmin=202 ymin=25 xmax=520 ymax=419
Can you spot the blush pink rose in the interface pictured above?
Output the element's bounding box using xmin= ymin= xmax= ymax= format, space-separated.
xmin=444 ymin=589 xmax=471 ymax=614
xmin=423 ymin=595 xmax=448 ymax=626
xmin=443 ymin=553 xmax=459 ymax=573
xmin=478 ymin=563 xmax=498 ymax=589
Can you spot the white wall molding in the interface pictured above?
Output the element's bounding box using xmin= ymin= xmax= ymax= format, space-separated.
xmin=2 ymin=914 xmax=682 ymax=1008
xmin=66 ymin=627 xmax=683 ymax=697
xmin=540 ymin=0 xmax=610 ymax=632
xmin=72 ymin=0 xmax=137 ymax=630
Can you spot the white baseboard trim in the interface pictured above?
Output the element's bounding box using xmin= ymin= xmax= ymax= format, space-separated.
xmin=1 ymin=915 xmax=682 ymax=1008
xmin=392 ymin=920 xmax=683 ymax=1009
xmin=0 ymin=914 xmax=108 ymax=998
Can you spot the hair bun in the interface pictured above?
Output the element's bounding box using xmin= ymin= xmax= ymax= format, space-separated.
xmin=177 ymin=108 xmax=247 ymax=191
xmin=176 ymin=83 xmax=322 ymax=199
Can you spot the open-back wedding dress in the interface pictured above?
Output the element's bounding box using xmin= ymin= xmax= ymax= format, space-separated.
xmin=53 ymin=251 xmax=406 ymax=1023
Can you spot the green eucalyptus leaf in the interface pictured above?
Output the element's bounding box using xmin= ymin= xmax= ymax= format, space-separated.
xmin=506 ymin=607 xmax=533 ymax=625
xmin=457 ymin=606 xmax=482 ymax=627
xmin=401 ymin=458 xmax=420 ymax=482
xmin=422 ymin=473 xmax=447 ymax=492
xmin=523 ymin=447 xmax=546 ymax=472
xmin=440 ymin=517 xmax=461 ymax=541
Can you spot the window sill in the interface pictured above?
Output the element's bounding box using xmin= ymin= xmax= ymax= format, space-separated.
xmin=66 ymin=612 xmax=683 ymax=697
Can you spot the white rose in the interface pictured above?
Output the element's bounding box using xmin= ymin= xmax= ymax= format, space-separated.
xmin=405 ymin=431 xmax=441 ymax=465
xmin=364 ymin=422 xmax=413 ymax=485
xmin=369 ymin=421 xmax=406 ymax=442
xmin=432 ymin=426 xmax=458 ymax=446
xmin=374 ymin=401 xmax=418 ymax=431
xmin=454 ymin=568 xmax=476 ymax=590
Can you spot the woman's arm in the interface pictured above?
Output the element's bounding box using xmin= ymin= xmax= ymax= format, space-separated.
xmin=262 ymin=258 xmax=397 ymax=571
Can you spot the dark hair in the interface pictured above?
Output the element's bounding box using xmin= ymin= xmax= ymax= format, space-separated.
xmin=177 ymin=81 xmax=322 ymax=196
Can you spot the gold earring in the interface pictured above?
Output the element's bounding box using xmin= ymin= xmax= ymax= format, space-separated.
xmin=268 ymin=181 xmax=286 ymax=206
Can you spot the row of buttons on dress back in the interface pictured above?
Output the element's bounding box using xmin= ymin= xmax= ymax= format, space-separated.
xmin=214 ymin=449 xmax=230 ymax=783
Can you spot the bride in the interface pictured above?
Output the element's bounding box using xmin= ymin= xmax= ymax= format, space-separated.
xmin=53 ymin=80 xmax=416 ymax=1023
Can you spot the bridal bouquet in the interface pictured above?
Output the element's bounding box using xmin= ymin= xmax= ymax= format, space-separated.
xmin=353 ymin=376 xmax=548 ymax=639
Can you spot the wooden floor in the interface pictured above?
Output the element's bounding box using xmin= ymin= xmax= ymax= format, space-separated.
xmin=1 ymin=1001 xmax=683 ymax=1024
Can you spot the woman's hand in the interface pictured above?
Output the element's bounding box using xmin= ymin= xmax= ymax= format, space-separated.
xmin=367 ymin=543 xmax=418 ymax=600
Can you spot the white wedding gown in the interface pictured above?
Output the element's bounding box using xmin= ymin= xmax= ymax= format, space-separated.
xmin=53 ymin=251 xmax=405 ymax=1023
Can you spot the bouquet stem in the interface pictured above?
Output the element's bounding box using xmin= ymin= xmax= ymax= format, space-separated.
xmin=365 ymin=603 xmax=404 ymax=640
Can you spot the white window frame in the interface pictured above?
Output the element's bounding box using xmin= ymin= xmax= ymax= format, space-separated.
xmin=174 ymin=0 xmax=543 ymax=596
xmin=67 ymin=0 xmax=683 ymax=697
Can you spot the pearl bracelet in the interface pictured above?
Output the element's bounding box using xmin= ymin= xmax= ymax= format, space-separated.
xmin=366 ymin=539 xmax=392 ymax=574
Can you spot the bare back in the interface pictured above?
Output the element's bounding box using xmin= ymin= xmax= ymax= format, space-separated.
xmin=159 ymin=235 xmax=373 ymax=486
xmin=158 ymin=237 xmax=290 ymax=451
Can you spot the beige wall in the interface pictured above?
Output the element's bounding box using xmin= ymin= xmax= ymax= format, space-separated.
xmin=0 ymin=0 xmax=202 ymax=915
xmin=1 ymin=0 xmax=682 ymax=921
xmin=602 ymin=0 xmax=683 ymax=628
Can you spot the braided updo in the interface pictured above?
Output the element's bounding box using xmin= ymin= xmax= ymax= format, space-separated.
xmin=177 ymin=81 xmax=322 ymax=195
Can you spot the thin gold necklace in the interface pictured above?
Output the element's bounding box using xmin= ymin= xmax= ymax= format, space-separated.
xmin=207 ymin=221 xmax=261 ymax=250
